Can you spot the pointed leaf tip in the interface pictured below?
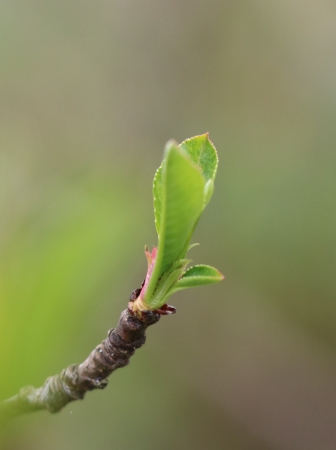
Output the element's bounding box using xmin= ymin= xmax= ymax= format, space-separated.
xmin=164 ymin=139 xmax=179 ymax=158
xmin=179 ymin=133 xmax=218 ymax=182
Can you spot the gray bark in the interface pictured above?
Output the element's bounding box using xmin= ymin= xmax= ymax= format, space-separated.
xmin=0 ymin=308 xmax=160 ymax=424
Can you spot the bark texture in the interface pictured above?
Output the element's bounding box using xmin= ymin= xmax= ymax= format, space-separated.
xmin=0 ymin=308 xmax=160 ymax=423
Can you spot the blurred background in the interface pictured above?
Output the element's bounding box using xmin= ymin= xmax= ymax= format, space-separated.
xmin=0 ymin=1 xmax=336 ymax=449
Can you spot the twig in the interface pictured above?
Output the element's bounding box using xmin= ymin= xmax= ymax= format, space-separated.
xmin=0 ymin=307 xmax=160 ymax=423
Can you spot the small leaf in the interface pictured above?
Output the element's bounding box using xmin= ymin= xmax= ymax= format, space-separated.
xmin=142 ymin=135 xmax=223 ymax=310
xmin=172 ymin=264 xmax=224 ymax=291
xmin=157 ymin=144 xmax=205 ymax=274
xmin=145 ymin=142 xmax=205 ymax=304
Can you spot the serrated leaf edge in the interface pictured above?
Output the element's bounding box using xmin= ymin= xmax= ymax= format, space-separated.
xmin=153 ymin=164 xmax=164 ymax=235
xmin=182 ymin=264 xmax=224 ymax=279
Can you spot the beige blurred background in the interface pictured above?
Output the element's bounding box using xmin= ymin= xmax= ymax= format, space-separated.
xmin=1 ymin=1 xmax=336 ymax=449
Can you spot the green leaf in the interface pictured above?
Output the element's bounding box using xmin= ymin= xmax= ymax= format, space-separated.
xmin=145 ymin=142 xmax=205 ymax=303
xmin=158 ymin=144 xmax=205 ymax=273
xmin=171 ymin=264 xmax=224 ymax=292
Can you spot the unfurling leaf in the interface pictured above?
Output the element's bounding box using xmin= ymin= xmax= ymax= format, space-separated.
xmin=145 ymin=141 xmax=205 ymax=302
xmin=133 ymin=134 xmax=223 ymax=312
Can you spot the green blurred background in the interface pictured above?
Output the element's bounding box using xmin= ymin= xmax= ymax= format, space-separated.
xmin=1 ymin=1 xmax=336 ymax=449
